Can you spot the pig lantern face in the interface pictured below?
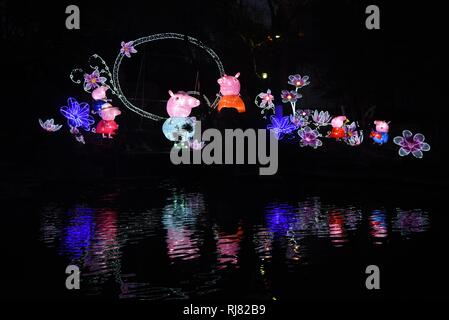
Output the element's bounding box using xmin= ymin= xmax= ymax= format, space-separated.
xmin=374 ymin=120 xmax=389 ymax=133
xmin=166 ymin=90 xmax=200 ymax=117
xmin=331 ymin=116 xmax=347 ymax=128
xmin=99 ymin=103 xmax=121 ymax=121
xmin=217 ymin=73 xmax=241 ymax=96
xmin=92 ymin=86 xmax=108 ymax=100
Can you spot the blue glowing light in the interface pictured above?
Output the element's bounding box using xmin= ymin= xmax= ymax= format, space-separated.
xmin=60 ymin=97 xmax=95 ymax=130
xmin=62 ymin=207 xmax=94 ymax=260
xmin=265 ymin=203 xmax=297 ymax=234
xmin=267 ymin=115 xmax=296 ymax=140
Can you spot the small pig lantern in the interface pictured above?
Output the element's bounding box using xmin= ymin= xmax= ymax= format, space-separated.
xmin=328 ymin=116 xmax=347 ymax=139
xmin=92 ymin=86 xmax=110 ymax=114
xmin=217 ymin=72 xmax=246 ymax=113
xmin=166 ymin=90 xmax=200 ymax=117
xmin=96 ymin=103 xmax=121 ymax=138
xmin=370 ymin=120 xmax=390 ymax=144
xmin=90 ymin=86 xmax=121 ymax=138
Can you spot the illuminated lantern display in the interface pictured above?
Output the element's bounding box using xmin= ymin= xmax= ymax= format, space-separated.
xmin=188 ymin=139 xmax=205 ymax=150
xmin=217 ymin=73 xmax=246 ymax=113
xmin=96 ymin=103 xmax=121 ymax=138
xmin=91 ymin=86 xmax=111 ymax=115
xmin=166 ymin=90 xmax=200 ymax=117
xmin=328 ymin=116 xmax=347 ymax=139
xmin=312 ymin=110 xmax=332 ymax=127
xmin=267 ymin=115 xmax=296 ymax=140
xmin=60 ymin=97 xmax=95 ymax=144
xmin=92 ymin=86 xmax=108 ymax=100
xmin=93 ymin=100 xmax=108 ymax=114
xmin=255 ymin=89 xmax=275 ymax=116
xmin=344 ymin=122 xmax=364 ymax=146
xmin=60 ymin=97 xmax=95 ymax=131
xmin=163 ymin=90 xmax=199 ymax=147
xmin=162 ymin=117 xmax=196 ymax=148
xmin=393 ymin=130 xmax=430 ymax=158
xmin=39 ymin=118 xmax=62 ymax=132
xmin=370 ymin=120 xmax=389 ymax=145
xmin=280 ymin=90 xmax=302 ymax=115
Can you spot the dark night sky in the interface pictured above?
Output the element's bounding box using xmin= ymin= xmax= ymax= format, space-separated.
xmin=2 ymin=0 xmax=448 ymax=180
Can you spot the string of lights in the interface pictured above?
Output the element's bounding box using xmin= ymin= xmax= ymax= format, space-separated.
xmin=112 ymin=33 xmax=225 ymax=120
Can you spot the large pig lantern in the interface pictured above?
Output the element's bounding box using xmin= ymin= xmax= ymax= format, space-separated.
xmin=217 ymin=72 xmax=246 ymax=113
xmin=163 ymin=90 xmax=200 ymax=148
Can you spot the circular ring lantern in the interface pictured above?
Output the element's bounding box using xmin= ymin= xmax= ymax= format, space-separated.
xmin=112 ymin=33 xmax=225 ymax=121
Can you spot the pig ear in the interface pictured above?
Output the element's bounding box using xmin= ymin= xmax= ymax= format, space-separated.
xmin=374 ymin=120 xmax=378 ymax=124
xmin=235 ymin=72 xmax=240 ymax=78
xmin=168 ymin=90 xmax=174 ymax=97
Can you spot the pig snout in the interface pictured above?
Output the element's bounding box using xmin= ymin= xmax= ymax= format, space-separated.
xmin=187 ymin=97 xmax=200 ymax=107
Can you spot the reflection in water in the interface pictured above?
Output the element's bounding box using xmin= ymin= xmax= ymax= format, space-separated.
xmin=215 ymin=226 xmax=244 ymax=268
xmin=162 ymin=191 xmax=205 ymax=261
xmin=369 ymin=210 xmax=388 ymax=244
xmin=62 ymin=207 xmax=95 ymax=260
xmin=83 ymin=209 xmax=120 ymax=289
xmin=262 ymin=199 xmax=363 ymax=263
xmin=253 ymin=228 xmax=273 ymax=260
xmin=328 ymin=210 xmax=347 ymax=246
xmin=40 ymin=191 xmax=432 ymax=300
xmin=42 ymin=205 xmax=122 ymax=292
xmin=392 ymin=208 xmax=429 ymax=237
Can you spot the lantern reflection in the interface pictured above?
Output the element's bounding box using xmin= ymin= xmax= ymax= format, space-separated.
xmin=328 ymin=210 xmax=347 ymax=246
xmin=162 ymin=192 xmax=205 ymax=261
xmin=261 ymin=199 xmax=363 ymax=262
xmin=42 ymin=205 xmax=121 ymax=287
xmin=369 ymin=209 xmax=388 ymax=244
xmin=392 ymin=208 xmax=429 ymax=236
xmin=61 ymin=207 xmax=95 ymax=260
xmin=215 ymin=226 xmax=244 ymax=269
xmin=83 ymin=209 xmax=119 ymax=280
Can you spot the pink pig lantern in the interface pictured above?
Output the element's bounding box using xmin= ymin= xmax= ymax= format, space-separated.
xmin=166 ymin=90 xmax=200 ymax=117
xmin=92 ymin=86 xmax=108 ymax=100
xmin=328 ymin=116 xmax=347 ymax=139
xmin=217 ymin=72 xmax=246 ymax=113
xmin=96 ymin=103 xmax=121 ymax=138
xmin=92 ymin=86 xmax=111 ymax=114
xmin=370 ymin=120 xmax=390 ymax=144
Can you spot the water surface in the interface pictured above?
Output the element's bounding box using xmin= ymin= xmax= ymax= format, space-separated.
xmin=27 ymin=179 xmax=446 ymax=300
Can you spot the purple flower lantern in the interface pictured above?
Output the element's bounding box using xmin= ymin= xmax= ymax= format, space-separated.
xmin=120 ymin=41 xmax=138 ymax=58
xmin=393 ymin=130 xmax=430 ymax=158
xmin=287 ymin=74 xmax=310 ymax=89
xmin=298 ymin=126 xmax=323 ymax=149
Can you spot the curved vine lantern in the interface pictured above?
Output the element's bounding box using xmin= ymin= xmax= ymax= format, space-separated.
xmin=71 ymin=33 xmax=225 ymax=121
